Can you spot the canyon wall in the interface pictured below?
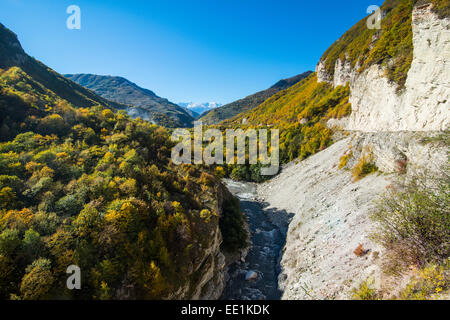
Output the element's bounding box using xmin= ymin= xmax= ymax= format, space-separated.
xmin=318 ymin=4 xmax=449 ymax=132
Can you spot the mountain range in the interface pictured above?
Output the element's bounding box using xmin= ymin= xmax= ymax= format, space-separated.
xmin=178 ymin=102 xmax=222 ymax=118
xmin=0 ymin=21 xmax=247 ymax=300
xmin=65 ymin=74 xmax=194 ymax=127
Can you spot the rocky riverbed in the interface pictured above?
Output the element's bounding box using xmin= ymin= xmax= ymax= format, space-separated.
xmin=221 ymin=179 xmax=286 ymax=300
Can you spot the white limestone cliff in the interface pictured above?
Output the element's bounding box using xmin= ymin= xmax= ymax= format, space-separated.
xmin=318 ymin=4 xmax=450 ymax=132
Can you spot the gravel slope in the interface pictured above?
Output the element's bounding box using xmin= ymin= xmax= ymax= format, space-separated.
xmin=257 ymin=137 xmax=392 ymax=299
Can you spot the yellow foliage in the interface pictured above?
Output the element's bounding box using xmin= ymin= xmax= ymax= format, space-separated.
xmin=352 ymin=278 xmax=378 ymax=300
xmin=352 ymin=153 xmax=378 ymax=181
xmin=56 ymin=152 xmax=69 ymax=160
xmin=104 ymin=210 xmax=121 ymax=223
xmin=0 ymin=187 xmax=16 ymax=208
xmin=400 ymin=263 xmax=449 ymax=300
xmin=101 ymin=109 xmax=114 ymax=119
xmin=214 ymin=166 xmax=226 ymax=178
xmin=103 ymin=151 xmax=114 ymax=163
xmin=338 ymin=151 xmax=352 ymax=170
xmin=119 ymin=179 xmax=137 ymax=195
xmin=0 ymin=208 xmax=34 ymax=230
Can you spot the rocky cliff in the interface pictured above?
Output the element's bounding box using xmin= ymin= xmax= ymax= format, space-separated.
xmin=317 ymin=3 xmax=449 ymax=132
xmin=166 ymin=183 xmax=250 ymax=300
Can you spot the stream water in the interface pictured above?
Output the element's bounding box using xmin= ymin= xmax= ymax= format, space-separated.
xmin=221 ymin=179 xmax=284 ymax=300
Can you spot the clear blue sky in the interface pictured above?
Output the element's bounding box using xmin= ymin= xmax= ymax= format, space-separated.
xmin=1 ymin=0 xmax=384 ymax=104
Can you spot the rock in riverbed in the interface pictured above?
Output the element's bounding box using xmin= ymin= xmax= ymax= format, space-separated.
xmin=245 ymin=271 xmax=258 ymax=281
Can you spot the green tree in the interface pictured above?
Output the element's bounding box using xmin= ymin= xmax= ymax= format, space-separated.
xmin=0 ymin=228 xmax=21 ymax=256
xmin=20 ymin=258 xmax=55 ymax=300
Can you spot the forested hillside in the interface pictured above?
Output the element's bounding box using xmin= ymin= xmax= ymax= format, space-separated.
xmin=200 ymin=72 xmax=312 ymax=124
xmin=215 ymin=0 xmax=449 ymax=181
xmin=0 ymin=23 xmax=247 ymax=299
xmin=213 ymin=73 xmax=350 ymax=181
xmin=319 ymin=0 xmax=449 ymax=89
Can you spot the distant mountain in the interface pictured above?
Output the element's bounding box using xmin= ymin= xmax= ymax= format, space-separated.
xmin=199 ymin=71 xmax=312 ymax=124
xmin=178 ymin=102 xmax=222 ymax=118
xmin=179 ymin=106 xmax=199 ymax=118
xmin=65 ymin=74 xmax=194 ymax=127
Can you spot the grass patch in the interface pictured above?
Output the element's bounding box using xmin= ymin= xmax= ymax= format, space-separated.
xmin=338 ymin=151 xmax=353 ymax=170
xmin=351 ymin=278 xmax=378 ymax=300
xmin=352 ymin=153 xmax=378 ymax=181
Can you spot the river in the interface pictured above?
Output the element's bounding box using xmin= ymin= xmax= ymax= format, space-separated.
xmin=221 ymin=179 xmax=285 ymax=300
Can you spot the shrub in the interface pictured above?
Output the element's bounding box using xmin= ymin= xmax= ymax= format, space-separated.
xmin=20 ymin=258 xmax=54 ymax=300
xmin=214 ymin=166 xmax=226 ymax=179
xmin=0 ymin=187 xmax=16 ymax=209
xmin=0 ymin=228 xmax=21 ymax=255
xmin=370 ymin=168 xmax=450 ymax=268
xmin=200 ymin=209 xmax=214 ymax=223
xmin=351 ymin=278 xmax=378 ymax=300
xmin=352 ymin=154 xmax=378 ymax=181
xmin=399 ymin=262 xmax=449 ymax=300
xmin=55 ymin=194 xmax=83 ymax=216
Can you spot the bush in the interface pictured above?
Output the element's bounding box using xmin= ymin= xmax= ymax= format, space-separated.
xmin=55 ymin=194 xmax=83 ymax=216
xmin=399 ymin=262 xmax=449 ymax=300
xmin=338 ymin=151 xmax=352 ymax=170
xmin=370 ymin=168 xmax=450 ymax=268
xmin=0 ymin=229 xmax=21 ymax=255
xmin=352 ymin=154 xmax=378 ymax=181
xmin=20 ymin=258 xmax=54 ymax=300
xmin=351 ymin=278 xmax=378 ymax=300
xmin=354 ymin=244 xmax=369 ymax=257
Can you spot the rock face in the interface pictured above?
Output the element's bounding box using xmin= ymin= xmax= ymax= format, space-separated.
xmin=258 ymin=132 xmax=447 ymax=300
xmin=0 ymin=23 xmax=28 ymax=68
xmin=317 ymin=4 xmax=450 ymax=132
xmin=189 ymin=229 xmax=227 ymax=300
xmin=170 ymin=184 xmax=249 ymax=300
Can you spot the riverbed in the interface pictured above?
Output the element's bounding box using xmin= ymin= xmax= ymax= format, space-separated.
xmin=221 ymin=179 xmax=285 ymax=300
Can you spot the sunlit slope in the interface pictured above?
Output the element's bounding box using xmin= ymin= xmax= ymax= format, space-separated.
xmin=220 ymin=73 xmax=350 ymax=163
xmin=200 ymin=72 xmax=312 ymax=125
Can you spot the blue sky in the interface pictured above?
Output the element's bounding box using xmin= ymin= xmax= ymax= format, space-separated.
xmin=1 ymin=0 xmax=383 ymax=104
